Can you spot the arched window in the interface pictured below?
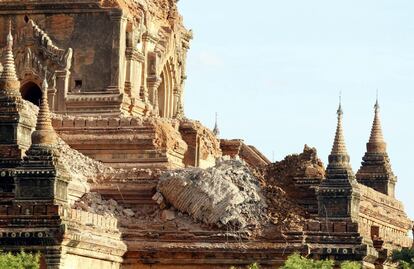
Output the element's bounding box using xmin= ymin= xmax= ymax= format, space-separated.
xmin=20 ymin=82 xmax=42 ymax=106
xmin=157 ymin=62 xmax=174 ymax=118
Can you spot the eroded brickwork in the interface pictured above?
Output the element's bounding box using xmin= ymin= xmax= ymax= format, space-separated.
xmin=0 ymin=1 xmax=411 ymax=269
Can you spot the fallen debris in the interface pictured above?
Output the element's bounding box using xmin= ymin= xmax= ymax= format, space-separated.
xmin=73 ymin=192 xmax=136 ymax=220
xmin=55 ymin=137 xmax=111 ymax=183
xmin=156 ymin=158 xmax=266 ymax=229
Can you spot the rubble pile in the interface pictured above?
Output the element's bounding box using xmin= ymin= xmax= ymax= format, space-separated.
xmin=266 ymin=145 xmax=325 ymax=192
xmin=180 ymin=119 xmax=222 ymax=159
xmin=149 ymin=117 xmax=187 ymax=152
xmin=261 ymin=185 xmax=305 ymax=231
xmin=96 ymin=167 xmax=161 ymax=182
xmin=155 ymin=158 xmax=266 ymax=229
xmin=54 ymin=137 xmax=112 ymax=183
xmin=73 ymin=192 xmax=136 ymax=219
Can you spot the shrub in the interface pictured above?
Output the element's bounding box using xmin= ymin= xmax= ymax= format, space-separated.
xmin=0 ymin=250 xmax=40 ymax=269
xmin=281 ymin=253 xmax=334 ymax=269
xmin=248 ymin=263 xmax=260 ymax=269
xmin=230 ymin=263 xmax=260 ymax=269
xmin=340 ymin=261 xmax=361 ymax=269
xmin=229 ymin=254 xmax=363 ymax=269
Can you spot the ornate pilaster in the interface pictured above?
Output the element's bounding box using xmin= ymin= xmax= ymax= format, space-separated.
xmin=54 ymin=70 xmax=70 ymax=112
xmin=148 ymin=78 xmax=161 ymax=117
xmin=108 ymin=10 xmax=128 ymax=94
xmin=356 ymin=100 xmax=396 ymax=197
xmin=317 ymin=101 xmax=360 ymax=220
xmin=175 ymin=94 xmax=184 ymax=119
xmin=173 ymin=87 xmax=179 ymax=118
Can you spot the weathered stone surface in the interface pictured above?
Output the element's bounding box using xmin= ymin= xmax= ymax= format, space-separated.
xmin=221 ymin=139 xmax=271 ymax=169
xmin=0 ymin=1 xmax=411 ymax=269
xmin=156 ymin=158 xmax=266 ymax=229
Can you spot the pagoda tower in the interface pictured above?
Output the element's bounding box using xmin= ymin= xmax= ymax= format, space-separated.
xmin=318 ymin=101 xmax=360 ymax=220
xmin=356 ymin=100 xmax=396 ymax=197
xmin=0 ymin=22 xmax=36 ymax=201
xmin=14 ymin=77 xmax=70 ymax=205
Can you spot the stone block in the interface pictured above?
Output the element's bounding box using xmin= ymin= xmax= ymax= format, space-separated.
xmin=161 ymin=209 xmax=176 ymax=221
xmin=74 ymin=118 xmax=86 ymax=127
xmin=52 ymin=118 xmax=63 ymax=128
xmin=34 ymin=205 xmax=47 ymax=215
xmin=130 ymin=118 xmax=141 ymax=126
xmin=62 ymin=119 xmax=74 ymax=128
xmin=96 ymin=119 xmax=109 ymax=127
xmin=334 ymin=222 xmax=347 ymax=233
xmin=47 ymin=205 xmax=59 ymax=216
xmin=347 ymin=223 xmax=359 ymax=233
xmin=120 ymin=117 xmax=131 ymax=127
xmin=321 ymin=222 xmax=334 ymax=233
xmin=306 ymin=221 xmax=321 ymax=231
xmin=21 ymin=205 xmax=33 ymax=216
xmin=108 ymin=118 xmax=120 ymax=127
xmin=85 ymin=118 xmax=97 ymax=127
xmin=12 ymin=205 xmax=21 ymax=215
xmin=0 ymin=205 xmax=8 ymax=215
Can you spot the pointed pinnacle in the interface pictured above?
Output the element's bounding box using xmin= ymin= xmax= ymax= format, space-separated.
xmin=31 ymin=76 xmax=56 ymax=146
xmin=367 ymin=99 xmax=386 ymax=153
xmin=331 ymin=102 xmax=348 ymax=155
xmin=0 ymin=20 xmax=20 ymax=93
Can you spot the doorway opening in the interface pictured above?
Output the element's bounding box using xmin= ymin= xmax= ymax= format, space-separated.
xmin=20 ymin=82 xmax=42 ymax=106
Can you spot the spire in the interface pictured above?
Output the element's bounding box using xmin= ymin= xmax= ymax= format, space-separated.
xmin=0 ymin=20 xmax=20 ymax=94
xmin=367 ymin=97 xmax=386 ymax=153
xmin=31 ymin=75 xmax=57 ymax=146
xmin=356 ymin=96 xmax=395 ymax=197
xmin=213 ymin=112 xmax=220 ymax=137
xmin=318 ymin=96 xmax=359 ymax=220
xmin=326 ymin=94 xmax=355 ymax=180
xmin=330 ymin=95 xmax=348 ymax=155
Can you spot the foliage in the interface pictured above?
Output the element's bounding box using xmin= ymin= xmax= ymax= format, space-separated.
xmin=281 ymin=253 xmax=334 ymax=269
xmin=340 ymin=261 xmax=361 ymax=269
xmin=248 ymin=263 xmax=260 ymax=269
xmin=392 ymin=248 xmax=414 ymax=269
xmin=0 ymin=250 xmax=40 ymax=269
xmin=230 ymin=263 xmax=260 ymax=269
xmin=229 ymin=254 xmax=363 ymax=269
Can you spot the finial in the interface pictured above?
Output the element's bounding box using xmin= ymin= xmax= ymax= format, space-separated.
xmin=213 ymin=112 xmax=220 ymax=137
xmin=42 ymin=70 xmax=48 ymax=90
xmin=375 ymin=89 xmax=380 ymax=111
xmin=0 ymin=19 xmax=20 ymax=93
xmin=7 ymin=20 xmax=12 ymax=43
xmin=31 ymin=72 xmax=57 ymax=146
xmin=337 ymin=90 xmax=343 ymax=116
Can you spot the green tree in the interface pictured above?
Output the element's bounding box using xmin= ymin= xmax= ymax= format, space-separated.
xmin=0 ymin=250 xmax=40 ymax=269
xmin=392 ymin=248 xmax=414 ymax=269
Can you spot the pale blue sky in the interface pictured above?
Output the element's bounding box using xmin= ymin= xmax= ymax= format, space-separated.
xmin=178 ymin=1 xmax=414 ymax=220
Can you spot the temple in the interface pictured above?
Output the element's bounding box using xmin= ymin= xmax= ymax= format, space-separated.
xmin=0 ymin=1 xmax=412 ymax=269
